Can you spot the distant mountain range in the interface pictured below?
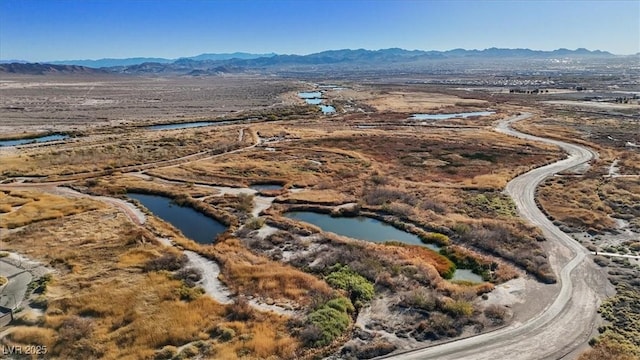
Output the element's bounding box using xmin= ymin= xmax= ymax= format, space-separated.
xmin=0 ymin=62 xmax=107 ymax=75
xmin=0 ymin=52 xmax=277 ymax=68
xmin=0 ymin=48 xmax=628 ymax=75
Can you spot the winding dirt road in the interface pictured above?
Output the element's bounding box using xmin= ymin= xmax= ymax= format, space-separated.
xmin=382 ymin=113 xmax=609 ymax=360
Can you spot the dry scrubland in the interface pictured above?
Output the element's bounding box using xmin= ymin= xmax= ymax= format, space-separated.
xmin=515 ymin=113 xmax=640 ymax=360
xmin=0 ymin=77 xmax=608 ymax=359
xmin=0 ymin=75 xmax=298 ymax=132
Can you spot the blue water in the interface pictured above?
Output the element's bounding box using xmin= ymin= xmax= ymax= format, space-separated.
xmin=285 ymin=211 xmax=484 ymax=282
xmin=250 ymin=184 xmax=284 ymax=191
xmin=320 ymin=105 xmax=336 ymax=114
xmin=146 ymin=120 xmax=245 ymax=131
xmin=0 ymin=134 xmax=68 ymax=147
xmin=298 ymin=91 xmax=322 ymax=99
xmin=128 ymin=193 xmax=227 ymax=244
xmin=410 ymin=111 xmax=495 ymax=120
xmin=284 ymin=211 xmax=439 ymax=250
xmin=305 ymin=98 xmax=323 ymax=105
xmin=451 ymin=269 xmax=483 ymax=283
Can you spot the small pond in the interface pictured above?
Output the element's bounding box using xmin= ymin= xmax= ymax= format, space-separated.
xmin=298 ymin=91 xmax=322 ymax=99
xmin=285 ymin=211 xmax=484 ymax=282
xmin=284 ymin=211 xmax=440 ymax=251
xmin=304 ymin=98 xmax=323 ymax=105
xmin=451 ymin=269 xmax=483 ymax=283
xmin=146 ymin=120 xmax=243 ymax=131
xmin=320 ymin=105 xmax=336 ymax=114
xmin=250 ymin=184 xmax=284 ymax=191
xmin=410 ymin=111 xmax=495 ymax=120
xmin=0 ymin=134 xmax=68 ymax=147
xmin=128 ymin=193 xmax=227 ymax=244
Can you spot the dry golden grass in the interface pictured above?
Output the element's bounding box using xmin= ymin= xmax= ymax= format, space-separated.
xmin=167 ymin=234 xmax=334 ymax=306
xmin=0 ymin=125 xmax=243 ymax=177
xmin=279 ymin=189 xmax=352 ymax=204
xmin=151 ymin=142 xmax=373 ymax=188
xmin=539 ymin=176 xmax=640 ymax=232
xmin=0 ymin=190 xmax=104 ymax=229
xmin=1 ymin=197 xmax=302 ymax=359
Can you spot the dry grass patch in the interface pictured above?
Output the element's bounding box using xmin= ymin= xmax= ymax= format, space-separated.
xmin=278 ymin=189 xmax=352 ymax=204
xmin=211 ymin=238 xmax=334 ymax=306
xmin=152 ymin=143 xmax=372 ymax=188
xmin=0 ymin=126 xmax=243 ymax=177
xmin=0 ymin=190 xmax=104 ymax=229
xmin=2 ymin=206 xmax=302 ymax=359
xmin=301 ymin=130 xmax=559 ymax=189
xmin=538 ymin=176 xmax=640 ymax=233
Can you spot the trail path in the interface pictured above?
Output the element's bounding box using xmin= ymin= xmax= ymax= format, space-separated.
xmin=381 ymin=113 xmax=610 ymax=360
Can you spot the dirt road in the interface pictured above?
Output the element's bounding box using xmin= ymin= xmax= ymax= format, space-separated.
xmin=381 ymin=113 xmax=610 ymax=360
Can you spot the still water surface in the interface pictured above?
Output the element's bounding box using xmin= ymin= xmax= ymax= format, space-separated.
xmin=128 ymin=193 xmax=227 ymax=244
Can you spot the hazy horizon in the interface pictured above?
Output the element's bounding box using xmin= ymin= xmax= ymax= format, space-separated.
xmin=1 ymin=0 xmax=639 ymax=62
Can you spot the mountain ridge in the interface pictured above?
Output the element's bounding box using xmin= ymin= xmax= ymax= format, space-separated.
xmin=1 ymin=48 xmax=631 ymax=75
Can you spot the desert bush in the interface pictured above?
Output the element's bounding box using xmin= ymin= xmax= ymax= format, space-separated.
xmin=236 ymin=193 xmax=254 ymax=213
xmin=173 ymin=267 xmax=203 ymax=287
xmin=363 ymin=187 xmax=417 ymax=206
xmin=353 ymin=339 xmax=397 ymax=359
xmin=217 ymin=327 xmax=236 ymax=342
xmin=226 ymin=297 xmax=254 ymax=321
xmin=177 ymin=284 xmax=204 ymax=301
xmin=419 ymin=199 xmax=449 ymax=214
xmin=144 ymin=253 xmax=188 ymax=272
xmin=176 ymin=345 xmax=199 ymax=359
xmin=399 ymin=288 xmax=437 ymax=311
xmin=382 ymin=202 xmax=414 ymax=218
xmin=484 ymin=304 xmax=508 ymax=325
xmin=415 ymin=312 xmax=458 ymax=340
xmin=245 ymin=217 xmax=265 ymax=230
xmin=442 ymin=299 xmax=474 ymax=318
xmin=593 ymin=256 xmax=610 ymax=267
xmin=325 ymin=265 xmax=375 ymax=305
xmin=154 ymin=345 xmax=178 ymax=360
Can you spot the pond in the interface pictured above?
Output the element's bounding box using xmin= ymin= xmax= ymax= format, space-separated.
xmin=128 ymin=193 xmax=227 ymax=244
xmin=451 ymin=269 xmax=483 ymax=283
xmin=298 ymin=91 xmax=322 ymax=99
xmin=410 ymin=111 xmax=495 ymax=120
xmin=250 ymin=184 xmax=284 ymax=191
xmin=284 ymin=211 xmax=484 ymax=282
xmin=304 ymin=98 xmax=323 ymax=105
xmin=146 ymin=120 xmax=241 ymax=131
xmin=284 ymin=211 xmax=440 ymax=251
xmin=0 ymin=134 xmax=68 ymax=147
xmin=320 ymin=105 xmax=336 ymax=114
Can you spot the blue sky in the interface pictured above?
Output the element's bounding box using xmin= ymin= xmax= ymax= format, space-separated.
xmin=1 ymin=0 xmax=639 ymax=61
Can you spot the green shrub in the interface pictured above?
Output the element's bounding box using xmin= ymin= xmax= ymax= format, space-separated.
xmin=420 ymin=232 xmax=450 ymax=246
xmin=211 ymin=326 xmax=236 ymax=342
xmin=304 ymin=297 xmax=353 ymax=347
xmin=245 ymin=217 xmax=265 ymax=230
xmin=325 ymin=297 xmax=355 ymax=314
xmin=443 ymin=299 xmax=474 ymax=317
xmin=325 ymin=265 xmax=374 ymax=304
xmin=177 ymin=285 xmax=204 ymax=301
